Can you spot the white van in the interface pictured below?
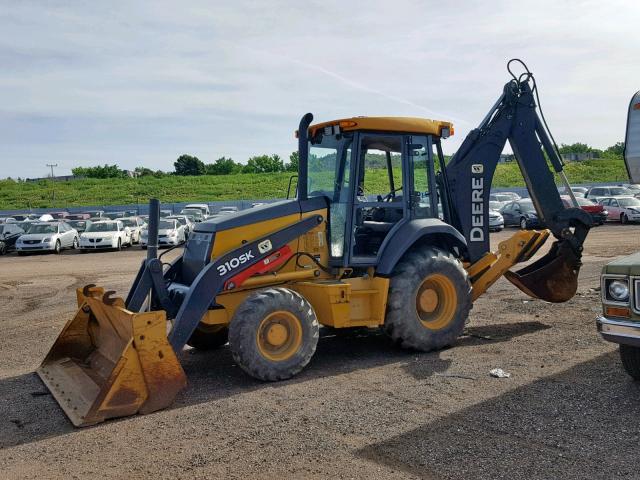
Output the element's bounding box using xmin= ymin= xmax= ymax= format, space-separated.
xmin=184 ymin=203 xmax=210 ymax=219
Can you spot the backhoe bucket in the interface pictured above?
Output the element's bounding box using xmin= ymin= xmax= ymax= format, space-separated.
xmin=37 ymin=285 xmax=187 ymax=427
xmin=504 ymin=240 xmax=581 ymax=303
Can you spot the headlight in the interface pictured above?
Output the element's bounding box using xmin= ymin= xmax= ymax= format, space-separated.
xmin=608 ymin=280 xmax=630 ymax=302
xmin=43 ymin=237 xmax=52 ymax=243
xmin=169 ymin=230 xmax=177 ymax=237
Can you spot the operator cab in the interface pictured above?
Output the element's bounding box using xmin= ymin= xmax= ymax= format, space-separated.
xmin=303 ymin=116 xmax=453 ymax=267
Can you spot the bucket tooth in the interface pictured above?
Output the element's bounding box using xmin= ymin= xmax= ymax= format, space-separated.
xmin=37 ymin=287 xmax=186 ymax=427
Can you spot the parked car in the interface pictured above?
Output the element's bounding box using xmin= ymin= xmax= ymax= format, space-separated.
xmin=66 ymin=213 xmax=91 ymax=220
xmin=489 ymin=200 xmax=504 ymax=212
xmin=120 ymin=217 xmax=146 ymax=244
xmin=166 ymin=215 xmax=194 ymax=238
xmin=500 ymin=199 xmax=541 ymax=229
xmin=49 ymin=211 xmax=70 ymax=219
xmin=14 ymin=220 xmax=36 ymax=232
xmin=218 ymin=206 xmax=239 ymax=215
xmin=560 ymin=196 xmax=608 ymax=225
xmin=558 ymin=186 xmax=588 ymax=197
xmin=140 ymin=218 xmax=186 ymax=247
xmin=79 ymin=220 xmax=131 ymax=252
xmin=586 ymin=186 xmax=634 ymax=201
xmin=38 ymin=214 xmax=54 ymax=222
xmin=488 ymin=193 xmax=513 ymax=207
xmin=104 ymin=211 xmax=126 ymax=220
xmin=598 ymin=196 xmax=640 ymax=223
xmin=15 ymin=222 xmax=79 ymax=255
xmin=11 ymin=214 xmax=39 ymax=221
xmin=620 ymin=184 xmax=640 ymax=194
xmin=82 ymin=210 xmax=105 ymax=219
xmin=488 ymin=209 xmax=504 ymax=231
xmin=0 ymin=217 xmax=17 ymax=224
xmin=67 ymin=219 xmax=92 ymax=234
xmin=180 ymin=208 xmax=204 ymax=222
xmin=0 ymin=223 xmax=25 ymax=255
xmin=184 ymin=203 xmax=210 ymax=219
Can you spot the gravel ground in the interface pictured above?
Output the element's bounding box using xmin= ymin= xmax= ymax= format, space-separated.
xmin=0 ymin=224 xmax=639 ymax=479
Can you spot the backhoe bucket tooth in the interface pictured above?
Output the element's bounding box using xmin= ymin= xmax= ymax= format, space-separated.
xmin=504 ymin=240 xmax=581 ymax=303
xmin=37 ymin=286 xmax=187 ymax=427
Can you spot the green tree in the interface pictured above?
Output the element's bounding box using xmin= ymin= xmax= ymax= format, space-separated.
xmin=205 ymin=157 xmax=241 ymax=175
xmin=286 ymin=151 xmax=299 ymax=172
xmin=243 ymin=154 xmax=284 ymax=173
xmin=558 ymin=142 xmax=593 ymax=154
xmin=604 ymin=141 xmax=625 ymax=158
xmin=72 ymin=164 xmax=126 ymax=179
xmin=174 ymin=154 xmax=205 ymax=176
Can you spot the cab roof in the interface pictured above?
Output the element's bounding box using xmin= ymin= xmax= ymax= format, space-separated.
xmin=307 ymin=116 xmax=454 ymax=138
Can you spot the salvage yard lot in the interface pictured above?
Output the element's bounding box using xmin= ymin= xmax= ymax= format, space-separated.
xmin=0 ymin=224 xmax=639 ymax=479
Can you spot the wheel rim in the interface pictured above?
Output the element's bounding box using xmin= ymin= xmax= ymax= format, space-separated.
xmin=55 ymin=241 xmax=61 ymax=253
xmin=520 ymin=218 xmax=527 ymax=229
xmin=256 ymin=310 xmax=303 ymax=361
xmin=415 ymin=273 xmax=458 ymax=331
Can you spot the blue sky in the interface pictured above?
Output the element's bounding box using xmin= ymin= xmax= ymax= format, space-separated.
xmin=1 ymin=0 xmax=638 ymax=178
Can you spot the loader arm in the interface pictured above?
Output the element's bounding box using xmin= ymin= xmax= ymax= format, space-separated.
xmin=444 ymin=66 xmax=592 ymax=302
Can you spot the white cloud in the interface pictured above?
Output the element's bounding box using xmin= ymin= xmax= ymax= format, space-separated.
xmin=0 ymin=0 xmax=639 ymax=177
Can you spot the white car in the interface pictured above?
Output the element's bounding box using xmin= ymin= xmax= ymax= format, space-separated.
xmin=586 ymin=186 xmax=634 ymax=202
xmin=16 ymin=222 xmax=79 ymax=255
xmin=598 ymin=196 xmax=640 ymax=223
xmin=120 ymin=216 xmax=146 ymax=244
xmin=218 ymin=206 xmax=239 ymax=215
xmin=166 ymin=215 xmax=194 ymax=238
xmin=489 ymin=209 xmax=504 ymax=231
xmin=184 ymin=203 xmax=210 ymax=219
xmin=79 ymin=220 xmax=132 ymax=252
xmin=140 ymin=218 xmax=186 ymax=247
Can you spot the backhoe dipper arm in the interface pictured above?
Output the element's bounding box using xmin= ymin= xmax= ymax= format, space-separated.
xmin=445 ymin=76 xmax=592 ymax=302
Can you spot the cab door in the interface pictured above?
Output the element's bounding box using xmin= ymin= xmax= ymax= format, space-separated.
xmin=349 ymin=132 xmax=408 ymax=265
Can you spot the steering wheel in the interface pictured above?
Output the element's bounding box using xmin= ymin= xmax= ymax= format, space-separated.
xmin=382 ymin=186 xmax=403 ymax=202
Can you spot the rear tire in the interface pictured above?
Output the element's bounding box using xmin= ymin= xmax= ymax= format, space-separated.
xmin=229 ymin=287 xmax=319 ymax=381
xmin=620 ymin=345 xmax=640 ymax=380
xmin=187 ymin=324 xmax=229 ymax=350
xmin=384 ymin=247 xmax=471 ymax=351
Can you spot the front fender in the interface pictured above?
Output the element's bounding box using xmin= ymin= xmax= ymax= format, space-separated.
xmin=376 ymin=219 xmax=467 ymax=276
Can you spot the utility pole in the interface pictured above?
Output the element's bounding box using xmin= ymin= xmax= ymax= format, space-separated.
xmin=46 ymin=164 xmax=58 ymax=205
xmin=46 ymin=163 xmax=58 ymax=179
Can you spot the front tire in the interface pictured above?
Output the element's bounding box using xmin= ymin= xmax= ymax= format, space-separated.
xmin=54 ymin=240 xmax=61 ymax=254
xmin=384 ymin=247 xmax=472 ymax=351
xmin=72 ymin=237 xmax=79 ymax=249
xmin=620 ymin=345 xmax=640 ymax=380
xmin=621 ymin=213 xmax=629 ymax=224
xmin=0 ymin=242 xmax=6 ymax=255
xmin=229 ymin=287 xmax=319 ymax=381
xmin=115 ymin=238 xmax=122 ymax=251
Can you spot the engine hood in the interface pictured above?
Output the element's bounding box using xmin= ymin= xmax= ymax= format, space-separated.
xmin=603 ymin=251 xmax=640 ymax=276
xmin=192 ymin=197 xmax=327 ymax=234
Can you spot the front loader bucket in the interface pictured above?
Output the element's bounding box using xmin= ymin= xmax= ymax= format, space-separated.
xmin=504 ymin=240 xmax=582 ymax=303
xmin=37 ymin=286 xmax=187 ymax=427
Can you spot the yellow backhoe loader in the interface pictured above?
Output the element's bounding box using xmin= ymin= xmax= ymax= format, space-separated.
xmin=38 ymin=60 xmax=593 ymax=426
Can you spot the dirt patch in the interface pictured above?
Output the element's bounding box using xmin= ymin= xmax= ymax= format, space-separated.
xmin=0 ymin=225 xmax=639 ymax=479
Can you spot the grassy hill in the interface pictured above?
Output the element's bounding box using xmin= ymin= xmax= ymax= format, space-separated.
xmin=0 ymin=158 xmax=629 ymax=210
